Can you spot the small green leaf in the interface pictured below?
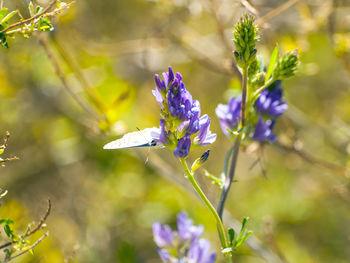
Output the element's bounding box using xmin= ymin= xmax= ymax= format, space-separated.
xmin=4 ymin=224 xmax=13 ymax=238
xmin=4 ymin=248 xmax=12 ymax=257
xmin=0 ymin=148 xmax=4 ymax=155
xmin=235 ymin=217 xmax=249 ymax=246
xmin=235 ymin=231 xmax=252 ymax=247
xmin=29 ymin=1 xmax=35 ymax=16
xmin=203 ymin=169 xmax=223 ymax=187
xmin=35 ymin=6 xmax=43 ymax=14
xmin=0 ymin=32 xmax=9 ymax=48
xmin=1 ymin=11 xmax=17 ymax=24
xmin=0 ymin=219 xmax=14 ymax=225
xmin=0 ymin=8 xmax=8 ymax=21
xmin=265 ymin=44 xmax=279 ymax=84
xmin=228 ymin=228 xmax=235 ymax=246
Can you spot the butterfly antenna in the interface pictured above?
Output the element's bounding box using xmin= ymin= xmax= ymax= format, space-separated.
xmin=136 ymin=127 xmax=152 ymax=164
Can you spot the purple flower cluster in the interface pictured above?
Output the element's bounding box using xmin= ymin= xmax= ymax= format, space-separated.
xmin=153 ymin=212 xmax=216 ymax=263
xmin=255 ymin=83 xmax=287 ymax=118
xmin=215 ymin=96 xmax=241 ymax=137
xmin=153 ymin=67 xmax=216 ymax=158
xmin=216 ymin=82 xmax=287 ymax=142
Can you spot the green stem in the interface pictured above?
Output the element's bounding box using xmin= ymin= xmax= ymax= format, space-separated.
xmin=179 ymin=158 xmax=229 ymax=250
xmin=252 ymin=78 xmax=274 ymax=100
xmin=241 ymin=67 xmax=248 ymax=127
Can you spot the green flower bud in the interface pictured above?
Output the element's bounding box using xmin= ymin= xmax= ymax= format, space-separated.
xmin=233 ymin=14 xmax=259 ymax=68
xmin=251 ymin=72 xmax=266 ymax=87
xmin=273 ymin=49 xmax=299 ymax=79
xmin=248 ymin=58 xmax=259 ymax=78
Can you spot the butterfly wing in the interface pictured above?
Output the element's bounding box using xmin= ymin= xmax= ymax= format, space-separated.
xmin=103 ymin=127 xmax=161 ymax=149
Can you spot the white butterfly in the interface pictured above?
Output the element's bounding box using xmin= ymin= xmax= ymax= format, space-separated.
xmin=103 ymin=127 xmax=163 ymax=149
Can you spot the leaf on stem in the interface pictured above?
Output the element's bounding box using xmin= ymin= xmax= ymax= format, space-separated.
xmin=265 ymin=44 xmax=279 ymax=84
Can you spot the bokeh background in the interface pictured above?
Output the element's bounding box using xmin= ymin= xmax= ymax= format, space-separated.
xmin=1 ymin=0 xmax=350 ymax=262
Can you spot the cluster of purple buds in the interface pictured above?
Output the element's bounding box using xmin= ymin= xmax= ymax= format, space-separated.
xmin=153 ymin=212 xmax=216 ymax=263
xmin=153 ymin=67 xmax=216 ymax=158
xmin=216 ymin=81 xmax=287 ymax=142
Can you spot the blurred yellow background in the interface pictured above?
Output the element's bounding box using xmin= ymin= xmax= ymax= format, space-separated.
xmin=1 ymin=0 xmax=350 ymax=262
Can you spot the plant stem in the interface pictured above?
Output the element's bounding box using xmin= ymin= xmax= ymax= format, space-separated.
xmin=217 ymin=135 xmax=241 ymax=220
xmin=217 ymin=67 xmax=248 ymax=221
xmin=241 ymin=68 xmax=248 ymax=127
xmin=179 ymin=158 xmax=229 ymax=250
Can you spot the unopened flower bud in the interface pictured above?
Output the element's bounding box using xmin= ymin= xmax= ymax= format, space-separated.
xmin=191 ymin=150 xmax=210 ymax=171
xmin=233 ymin=14 xmax=259 ymax=68
xmin=273 ymin=49 xmax=299 ymax=79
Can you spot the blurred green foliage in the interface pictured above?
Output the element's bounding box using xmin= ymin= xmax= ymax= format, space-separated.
xmin=1 ymin=0 xmax=350 ymax=262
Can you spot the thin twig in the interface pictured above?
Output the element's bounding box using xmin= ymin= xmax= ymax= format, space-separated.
xmin=168 ymin=32 xmax=239 ymax=77
xmin=263 ymin=217 xmax=288 ymax=263
xmin=5 ymin=2 xmax=74 ymax=36
xmin=208 ymin=0 xmax=232 ymax=55
xmin=0 ymin=200 xmax=51 ymax=250
xmin=208 ymin=0 xmax=242 ymax=77
xmin=38 ymin=35 xmax=102 ymax=123
xmin=27 ymin=199 xmax=51 ymax=236
xmin=256 ymin=0 xmax=300 ymax=26
xmin=0 ymin=157 xmax=19 ymax=163
xmin=240 ymin=0 xmax=259 ymax=15
xmin=4 ymin=232 xmax=49 ymax=262
xmin=275 ymin=140 xmax=347 ymax=177
xmin=52 ymin=37 xmax=110 ymax=124
xmin=1 ymin=0 xmax=57 ymax=33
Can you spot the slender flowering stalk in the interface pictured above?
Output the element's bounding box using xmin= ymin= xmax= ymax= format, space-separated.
xmin=217 ymin=14 xmax=259 ymax=221
xmin=152 ymin=67 xmax=232 ymax=260
xmin=180 ymin=158 xmax=229 ymax=250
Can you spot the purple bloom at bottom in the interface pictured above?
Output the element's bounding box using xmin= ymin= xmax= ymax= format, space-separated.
xmin=157 ymin=249 xmax=172 ymax=263
xmin=153 ymin=212 xmax=216 ymax=263
xmin=252 ymin=116 xmax=276 ymax=142
xmin=177 ymin=212 xmax=203 ymax=241
xmin=153 ymin=222 xmax=174 ymax=248
xmin=174 ymin=136 xmax=191 ymax=158
xmin=188 ymin=239 xmax=217 ymax=263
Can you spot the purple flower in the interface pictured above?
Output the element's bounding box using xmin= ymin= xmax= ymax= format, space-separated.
xmin=252 ymin=116 xmax=276 ymax=142
xmin=188 ymin=239 xmax=217 ymax=263
xmin=158 ymin=119 xmax=168 ymax=144
xmin=195 ymin=115 xmax=217 ymax=145
xmin=152 ymin=222 xmax=174 ymax=248
xmin=152 ymin=86 xmax=164 ymax=107
xmin=215 ymin=96 xmax=241 ymax=136
xmin=174 ymin=136 xmax=191 ymax=158
xmin=255 ymin=84 xmax=287 ymax=118
xmin=157 ymin=249 xmax=172 ymax=263
xmin=177 ymin=212 xmax=203 ymax=241
xmin=154 ymin=67 xmax=216 ymax=158
xmin=155 ymin=74 xmax=166 ymax=92
xmin=153 ymin=212 xmax=216 ymax=263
